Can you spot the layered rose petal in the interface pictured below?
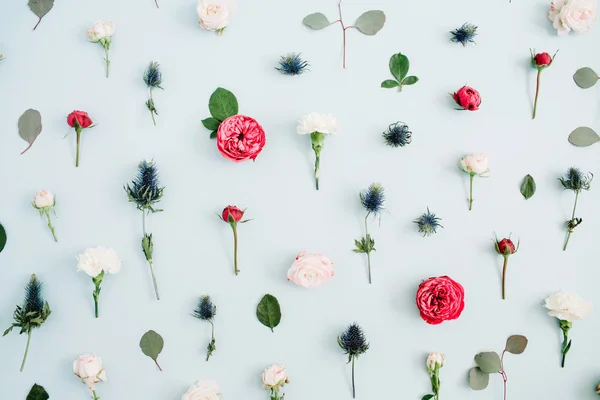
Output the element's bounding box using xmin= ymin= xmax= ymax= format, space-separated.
xmin=216 ymin=115 xmax=266 ymax=162
xmin=453 ymin=86 xmax=481 ymax=111
xmin=287 ymin=251 xmax=334 ymax=288
xmin=182 ymin=380 xmax=222 ymax=400
xmin=545 ymin=292 xmax=593 ymax=322
xmin=416 ymin=276 xmax=465 ymax=325
xmin=67 ymin=111 xmax=93 ymax=129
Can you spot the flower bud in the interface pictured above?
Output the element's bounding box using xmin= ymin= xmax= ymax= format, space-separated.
xmin=533 ymin=52 xmax=552 ymax=67
xmin=426 ymin=352 xmax=445 ymax=371
xmin=33 ymin=190 xmax=55 ymax=209
xmin=221 ymin=205 xmax=244 ymax=223
xmin=452 ymin=86 xmax=481 ymax=111
xmin=496 ymin=238 xmax=516 ymax=256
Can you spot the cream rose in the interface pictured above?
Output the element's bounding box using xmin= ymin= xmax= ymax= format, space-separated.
xmin=261 ymin=364 xmax=289 ymax=389
xmin=549 ymin=0 xmax=597 ymax=35
xmin=77 ymin=247 xmax=122 ymax=278
xmin=86 ymin=21 xmax=115 ymax=42
xmin=545 ymin=292 xmax=593 ymax=322
xmin=197 ymin=0 xmax=236 ymax=32
xmin=459 ymin=153 xmax=489 ymax=175
xmin=297 ymin=113 xmax=339 ymax=135
xmin=182 ymin=380 xmax=222 ymax=400
xmin=287 ymin=251 xmax=334 ymax=288
xmin=426 ymin=352 xmax=445 ymax=371
xmin=33 ymin=190 xmax=55 ymax=208
xmin=73 ymin=354 xmax=107 ymax=391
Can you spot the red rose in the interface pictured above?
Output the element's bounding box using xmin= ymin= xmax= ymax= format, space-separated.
xmin=221 ymin=205 xmax=244 ymax=223
xmin=496 ymin=238 xmax=516 ymax=256
xmin=452 ymin=86 xmax=481 ymax=111
xmin=67 ymin=110 xmax=93 ymax=129
xmin=416 ymin=276 xmax=465 ymax=325
xmin=216 ymin=115 xmax=266 ymax=162
xmin=533 ymin=52 xmax=552 ymax=67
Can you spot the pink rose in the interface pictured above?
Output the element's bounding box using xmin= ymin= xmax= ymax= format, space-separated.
xmin=216 ymin=114 xmax=266 ymax=162
xmin=416 ymin=276 xmax=465 ymax=325
xmin=287 ymin=251 xmax=334 ymax=288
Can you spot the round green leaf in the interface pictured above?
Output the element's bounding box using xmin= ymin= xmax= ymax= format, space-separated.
xmin=520 ymin=174 xmax=536 ymax=200
xmin=469 ymin=367 xmax=489 ymax=390
xmin=474 ymin=352 xmax=502 ymax=373
xmin=506 ymin=335 xmax=528 ymax=354
xmin=140 ymin=330 xmax=164 ymax=361
xmin=573 ymin=67 xmax=598 ymax=89
xmin=0 ymin=223 xmax=6 ymax=253
xmin=401 ymin=76 xmax=419 ymax=86
xmin=18 ymin=109 xmax=42 ymax=155
xmin=201 ymin=117 xmax=220 ymax=131
xmin=355 ymin=10 xmax=386 ymax=36
xmin=256 ymin=294 xmax=281 ymax=332
xmin=568 ymin=126 xmax=600 ymax=147
xmin=208 ymin=88 xmax=238 ymax=122
xmin=381 ymin=79 xmax=399 ymax=89
xmin=27 ymin=384 xmax=49 ymax=400
xmin=389 ymin=53 xmax=409 ymax=83
xmin=303 ymin=13 xmax=331 ymax=30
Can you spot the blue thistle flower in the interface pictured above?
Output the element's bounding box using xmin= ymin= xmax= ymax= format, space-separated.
xmin=124 ymin=160 xmax=165 ymax=212
xmin=23 ymin=274 xmax=44 ymax=315
xmin=360 ymin=183 xmax=385 ymax=215
xmin=383 ymin=122 xmax=412 ymax=147
xmin=275 ymin=53 xmax=309 ymax=76
xmin=559 ymin=167 xmax=593 ymax=192
xmin=414 ymin=208 xmax=443 ymax=237
xmin=193 ymin=296 xmax=216 ymax=321
xmin=338 ymin=323 xmax=369 ymax=358
xmin=143 ymin=62 xmax=163 ymax=89
xmin=450 ymin=23 xmax=478 ymax=46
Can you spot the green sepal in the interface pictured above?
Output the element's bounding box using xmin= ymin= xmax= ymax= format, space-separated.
xmin=142 ymin=233 xmax=154 ymax=263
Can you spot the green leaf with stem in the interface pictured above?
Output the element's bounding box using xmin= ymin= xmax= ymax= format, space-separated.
xmin=140 ymin=330 xmax=164 ymax=371
xmin=520 ymin=174 xmax=536 ymax=200
xmin=302 ymin=13 xmax=331 ymax=30
xmin=474 ymin=352 xmax=502 ymax=373
xmin=256 ymin=294 xmax=281 ymax=332
xmin=355 ymin=10 xmax=386 ymax=35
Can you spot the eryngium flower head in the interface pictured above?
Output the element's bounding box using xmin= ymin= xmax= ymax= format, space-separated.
xmin=338 ymin=323 xmax=369 ymax=359
xmin=124 ymin=160 xmax=165 ymax=212
xmin=414 ymin=208 xmax=443 ymax=237
xmin=193 ymin=296 xmax=216 ymax=321
xmin=559 ymin=168 xmax=593 ymax=192
xmin=24 ymin=274 xmax=44 ymax=315
xmin=450 ymin=22 xmax=478 ymax=46
xmin=383 ymin=122 xmax=412 ymax=147
xmin=360 ymin=183 xmax=385 ymax=215
xmin=143 ymin=61 xmax=163 ymax=89
xmin=275 ymin=53 xmax=309 ymax=76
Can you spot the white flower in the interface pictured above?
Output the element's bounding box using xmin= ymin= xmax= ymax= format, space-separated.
xmin=297 ymin=113 xmax=339 ymax=135
xmin=77 ymin=247 xmax=122 ymax=278
xmin=548 ymin=0 xmax=597 ymax=36
xmin=261 ymin=364 xmax=290 ymax=389
xmin=32 ymin=190 xmax=55 ymax=209
xmin=86 ymin=21 xmax=115 ymax=43
xmin=287 ymin=251 xmax=334 ymax=288
xmin=182 ymin=380 xmax=222 ymax=400
xmin=459 ymin=153 xmax=489 ymax=175
xmin=426 ymin=352 xmax=445 ymax=371
xmin=73 ymin=354 xmax=107 ymax=391
xmin=545 ymin=292 xmax=593 ymax=322
xmin=197 ymin=0 xmax=236 ymax=32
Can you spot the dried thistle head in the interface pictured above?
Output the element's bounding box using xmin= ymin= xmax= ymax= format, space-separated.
xmin=143 ymin=62 xmax=163 ymax=89
xmin=559 ymin=167 xmax=593 ymax=192
xmin=360 ymin=184 xmax=385 ymax=215
xmin=383 ymin=122 xmax=412 ymax=147
xmin=275 ymin=53 xmax=309 ymax=76
xmin=414 ymin=208 xmax=443 ymax=237
xmin=450 ymin=22 xmax=478 ymax=46
xmin=3 ymin=274 xmax=51 ymax=336
xmin=337 ymin=323 xmax=369 ymax=361
xmin=124 ymin=160 xmax=165 ymax=212
xmin=193 ymin=296 xmax=216 ymax=321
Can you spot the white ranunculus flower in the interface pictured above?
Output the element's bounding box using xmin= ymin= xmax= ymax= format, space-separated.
xmin=459 ymin=153 xmax=489 ymax=175
xmin=426 ymin=352 xmax=445 ymax=371
xmin=86 ymin=21 xmax=115 ymax=43
xmin=545 ymin=292 xmax=593 ymax=322
xmin=73 ymin=354 xmax=107 ymax=391
xmin=197 ymin=0 xmax=236 ymax=33
xmin=182 ymin=380 xmax=222 ymax=400
xmin=297 ymin=113 xmax=339 ymax=135
xmin=261 ymin=364 xmax=290 ymax=389
xmin=77 ymin=247 xmax=122 ymax=277
xmin=549 ymin=0 xmax=597 ymax=35
xmin=33 ymin=190 xmax=55 ymax=208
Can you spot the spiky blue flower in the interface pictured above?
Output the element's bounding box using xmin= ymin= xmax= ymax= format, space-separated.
xmin=414 ymin=208 xmax=443 ymax=237
xmin=338 ymin=323 xmax=369 ymax=358
xmin=23 ymin=274 xmax=44 ymax=315
xmin=193 ymin=296 xmax=216 ymax=321
xmin=450 ymin=23 xmax=478 ymax=46
xmin=360 ymin=183 xmax=385 ymax=215
xmin=143 ymin=62 xmax=163 ymax=89
xmin=275 ymin=53 xmax=309 ymax=76
xmin=559 ymin=167 xmax=593 ymax=192
xmin=383 ymin=122 xmax=412 ymax=147
xmin=124 ymin=160 xmax=165 ymax=212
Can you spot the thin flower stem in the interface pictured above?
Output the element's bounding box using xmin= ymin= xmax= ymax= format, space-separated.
xmin=532 ymin=70 xmax=541 ymax=119
xmin=563 ymin=191 xmax=579 ymax=251
xmin=314 ymin=151 xmax=320 ymax=190
xmin=561 ymin=331 xmax=569 ymax=368
xmin=233 ymin=227 xmax=239 ymax=275
xmin=364 ymin=213 xmax=372 ymax=284
xmin=468 ymin=173 xmax=474 ymax=211
xmin=142 ymin=211 xmax=147 ymax=236
xmin=104 ymin=47 xmax=110 ymax=78
xmin=33 ymin=17 xmax=43 ymax=31
xmin=501 ymin=257 xmax=508 ymax=300
xmin=45 ymin=210 xmax=57 ymax=242
xmin=154 ymin=358 xmax=163 ymax=371
xmin=500 ymin=350 xmax=507 ymax=400
xmin=20 ymin=330 xmax=32 ymax=372
xmin=94 ymin=295 xmax=99 ymax=318
xmin=155 ymin=0 xmax=159 ymax=8
xmin=149 ymin=88 xmax=156 ymax=126
xmin=148 ymin=260 xmax=160 ymax=300
xmin=206 ymin=320 xmax=215 ymax=361
xmin=75 ymin=131 xmax=81 ymax=167
xmin=351 ymin=356 xmax=356 ymax=398
xmin=92 ymin=390 xmax=100 ymax=400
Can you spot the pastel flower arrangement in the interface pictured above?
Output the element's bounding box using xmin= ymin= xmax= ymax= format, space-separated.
xmin=77 ymin=247 xmax=122 ymax=318
xmin=32 ymin=190 xmax=57 ymax=242
xmin=73 ymin=354 xmax=107 ymax=400
xmin=297 ymin=113 xmax=339 ymax=190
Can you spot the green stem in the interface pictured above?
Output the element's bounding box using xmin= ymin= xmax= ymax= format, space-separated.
xmin=351 ymin=356 xmax=356 ymax=398
xmin=364 ymin=213 xmax=371 ymax=284
xmin=92 ymin=390 xmax=100 ymax=400
xmin=104 ymin=47 xmax=110 ymax=78
xmin=20 ymin=330 xmax=32 ymax=372
xmin=75 ymin=131 xmax=81 ymax=167
xmin=564 ymin=191 xmax=579 ymax=251
xmin=45 ymin=210 xmax=57 ymax=242
xmin=149 ymin=88 xmax=156 ymax=126
xmin=468 ymin=173 xmax=474 ymax=211
xmin=561 ymin=331 xmax=569 ymax=368
xmin=501 ymin=257 xmax=508 ymax=300
xmin=314 ymin=150 xmax=321 ymax=190
xmin=148 ymin=260 xmax=160 ymax=300
xmin=233 ymin=227 xmax=239 ymax=275
xmin=532 ymin=69 xmax=541 ymax=119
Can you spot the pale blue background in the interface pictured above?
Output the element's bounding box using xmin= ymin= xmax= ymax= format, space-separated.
xmin=0 ymin=0 xmax=599 ymax=399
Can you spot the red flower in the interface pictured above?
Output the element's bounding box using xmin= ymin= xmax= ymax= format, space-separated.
xmin=416 ymin=276 xmax=465 ymax=325
xmin=221 ymin=205 xmax=244 ymax=223
xmin=216 ymin=115 xmax=266 ymax=162
xmin=533 ymin=52 xmax=552 ymax=67
xmin=496 ymin=238 xmax=516 ymax=256
xmin=220 ymin=205 xmax=249 ymax=276
xmin=452 ymin=86 xmax=481 ymax=111
xmin=67 ymin=110 xmax=93 ymax=129
xmin=530 ymin=49 xmax=557 ymax=119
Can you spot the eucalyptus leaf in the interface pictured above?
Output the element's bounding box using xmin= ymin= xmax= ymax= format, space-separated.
xmin=568 ymin=126 xmax=600 ymax=147
xmin=0 ymin=223 xmax=5 ymax=254
xmin=401 ymin=76 xmax=419 ymax=85
xmin=202 ymin=117 xmax=220 ymax=131
xmin=573 ymin=67 xmax=598 ymax=89
xmin=303 ymin=13 xmax=331 ymax=30
xmin=18 ymin=109 xmax=42 ymax=155
xmin=26 ymin=384 xmax=49 ymax=400
xmin=520 ymin=175 xmax=536 ymax=200
xmin=208 ymin=88 xmax=238 ymax=122
xmin=381 ymin=80 xmax=399 ymax=89
xmin=505 ymin=335 xmax=528 ymax=354
xmin=474 ymin=352 xmax=502 ymax=373
xmin=355 ymin=10 xmax=386 ymax=36
xmin=140 ymin=330 xmax=164 ymax=370
xmin=28 ymin=0 xmax=54 ymax=30
xmin=469 ymin=367 xmax=489 ymax=390
xmin=256 ymin=294 xmax=281 ymax=332
xmin=389 ymin=53 xmax=409 ymax=82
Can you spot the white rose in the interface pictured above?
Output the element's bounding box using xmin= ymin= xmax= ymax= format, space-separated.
xmin=73 ymin=354 xmax=107 ymax=391
xmin=86 ymin=21 xmax=115 ymax=43
xmin=197 ymin=0 xmax=236 ymax=32
xmin=426 ymin=352 xmax=445 ymax=371
xmin=459 ymin=153 xmax=489 ymax=175
xmin=545 ymin=292 xmax=593 ymax=322
xmin=77 ymin=247 xmax=122 ymax=278
xmin=287 ymin=251 xmax=334 ymax=288
xmin=182 ymin=380 xmax=222 ymax=400
xmin=33 ymin=190 xmax=55 ymax=208
xmin=549 ymin=0 xmax=597 ymax=35
xmin=297 ymin=113 xmax=339 ymax=135
xmin=261 ymin=364 xmax=289 ymax=389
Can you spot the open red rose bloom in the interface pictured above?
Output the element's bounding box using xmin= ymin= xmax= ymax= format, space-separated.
xmin=67 ymin=110 xmax=93 ymax=129
xmin=416 ymin=275 xmax=465 ymax=325
xmin=216 ymin=115 xmax=266 ymax=162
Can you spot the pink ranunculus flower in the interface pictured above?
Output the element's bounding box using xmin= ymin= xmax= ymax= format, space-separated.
xmin=287 ymin=251 xmax=334 ymax=288
xmin=548 ymin=0 xmax=597 ymax=36
xmin=216 ymin=114 xmax=266 ymax=162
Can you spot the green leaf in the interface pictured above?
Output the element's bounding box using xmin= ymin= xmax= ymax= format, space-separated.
xmin=0 ymin=223 xmax=6 ymax=253
xmin=28 ymin=0 xmax=54 ymax=30
xmin=355 ymin=10 xmax=386 ymax=36
xmin=256 ymin=294 xmax=281 ymax=332
xmin=401 ymin=76 xmax=419 ymax=85
xmin=202 ymin=117 xmax=220 ymax=131
xmin=302 ymin=13 xmax=331 ymax=30
xmin=389 ymin=53 xmax=409 ymax=82
xmin=469 ymin=367 xmax=489 ymax=390
xmin=568 ymin=126 xmax=600 ymax=147
xmin=421 ymin=395 xmax=435 ymax=400
xmin=18 ymin=109 xmax=42 ymax=155
xmin=381 ymin=80 xmax=399 ymax=89
xmin=208 ymin=88 xmax=238 ymax=122
xmin=505 ymin=335 xmax=528 ymax=354
xmin=520 ymin=175 xmax=536 ymax=200
xmin=573 ymin=67 xmax=598 ymax=89
xmin=210 ymin=130 xmax=218 ymax=139
xmin=27 ymin=384 xmax=49 ymax=400
xmin=140 ymin=330 xmax=164 ymax=363
xmin=474 ymin=352 xmax=502 ymax=373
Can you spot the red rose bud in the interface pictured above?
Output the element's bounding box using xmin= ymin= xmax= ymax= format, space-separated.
xmin=67 ymin=110 xmax=93 ymax=129
xmin=496 ymin=238 xmax=516 ymax=256
xmin=530 ymin=50 xmax=557 ymax=119
xmin=533 ymin=52 xmax=552 ymax=67
xmin=221 ymin=205 xmax=244 ymax=223
xmin=452 ymin=86 xmax=481 ymax=111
